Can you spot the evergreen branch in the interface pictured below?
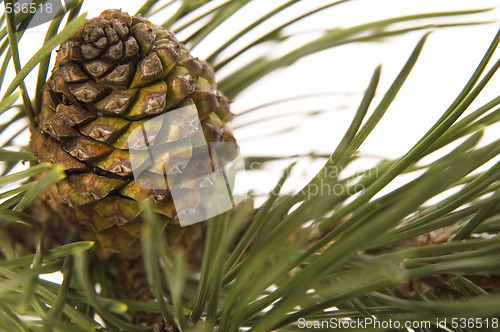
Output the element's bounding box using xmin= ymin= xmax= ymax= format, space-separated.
xmin=4 ymin=0 xmax=35 ymax=128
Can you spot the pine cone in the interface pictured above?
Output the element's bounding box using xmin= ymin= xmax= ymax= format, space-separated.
xmin=31 ymin=9 xmax=237 ymax=261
